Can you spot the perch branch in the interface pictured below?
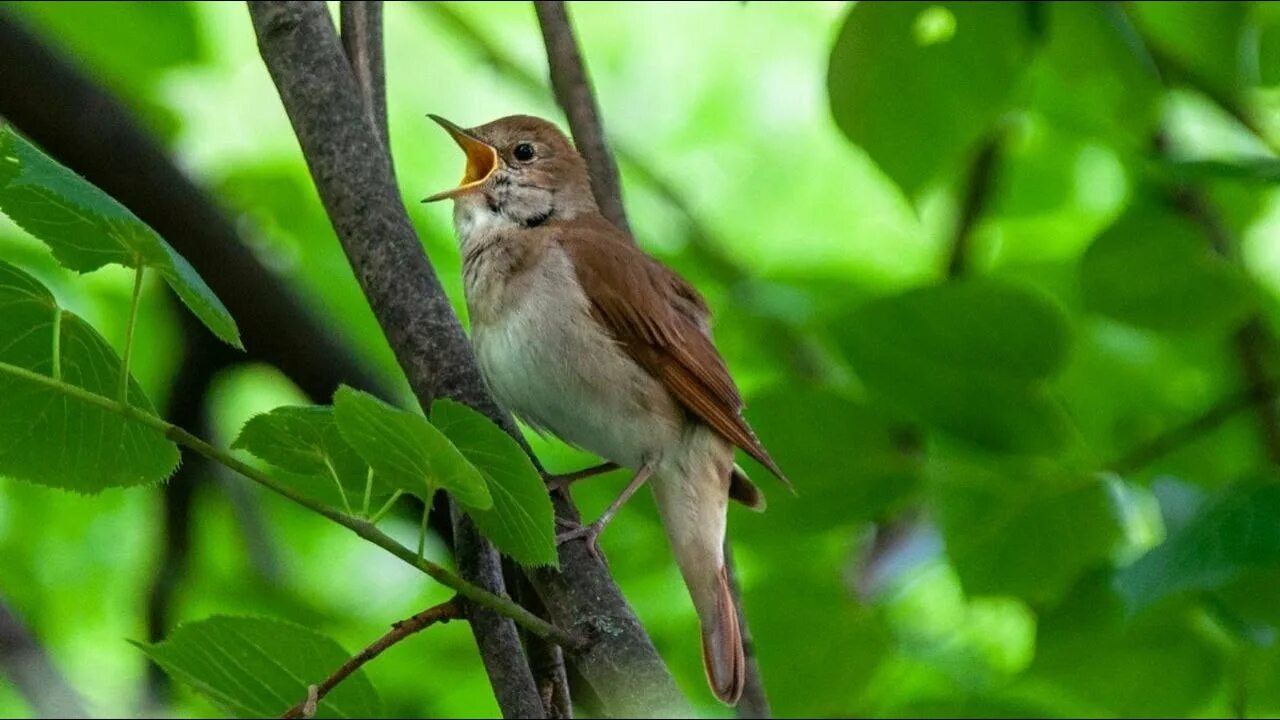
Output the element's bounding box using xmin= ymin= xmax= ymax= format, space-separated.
xmin=337 ymin=5 xmax=545 ymax=716
xmin=249 ymin=2 xmax=685 ymax=715
xmin=533 ymin=0 xmax=630 ymax=233
xmin=281 ymin=599 xmax=463 ymax=718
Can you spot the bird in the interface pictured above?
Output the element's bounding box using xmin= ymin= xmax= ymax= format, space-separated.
xmin=423 ymin=113 xmax=790 ymax=706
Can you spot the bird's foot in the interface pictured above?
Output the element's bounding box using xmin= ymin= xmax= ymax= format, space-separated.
xmin=545 ymin=462 xmax=619 ymax=495
xmin=555 ymin=516 xmax=606 ymax=564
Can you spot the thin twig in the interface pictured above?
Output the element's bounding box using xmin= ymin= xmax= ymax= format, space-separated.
xmin=280 ymin=599 xmax=462 ymax=718
xmin=533 ymin=0 xmax=630 ymax=233
xmin=1107 ymin=381 xmax=1277 ymax=474
xmin=947 ymin=133 xmax=1003 ymax=278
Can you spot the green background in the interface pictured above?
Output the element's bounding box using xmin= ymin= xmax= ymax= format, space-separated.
xmin=3 ymin=1 xmax=1280 ymax=717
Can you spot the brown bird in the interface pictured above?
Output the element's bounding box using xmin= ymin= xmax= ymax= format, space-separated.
xmin=424 ymin=114 xmax=789 ymax=706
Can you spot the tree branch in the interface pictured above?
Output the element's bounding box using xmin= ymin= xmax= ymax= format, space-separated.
xmin=947 ymin=133 xmax=1003 ymax=278
xmin=724 ymin=540 xmax=771 ymax=718
xmin=0 ymin=598 xmax=88 ymax=719
xmin=336 ymin=4 xmax=545 ymax=715
xmin=1107 ymin=380 xmax=1279 ymax=475
xmin=281 ymin=598 xmax=463 ymax=718
xmin=533 ymin=0 xmax=630 ymax=233
xmin=249 ymin=2 xmax=684 ymax=715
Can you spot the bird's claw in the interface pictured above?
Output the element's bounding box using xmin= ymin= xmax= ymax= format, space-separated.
xmin=555 ymin=517 xmax=606 ymax=564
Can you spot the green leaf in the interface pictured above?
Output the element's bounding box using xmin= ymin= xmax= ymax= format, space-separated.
xmin=929 ymin=459 xmax=1126 ymax=604
xmin=0 ymin=260 xmax=178 ymax=492
xmin=828 ymin=1 xmax=1032 ymax=194
xmin=1028 ymin=2 xmax=1162 ymax=146
xmin=0 ymin=127 xmax=241 ymax=348
xmin=430 ymin=400 xmax=557 ymax=568
xmin=1080 ymin=198 xmax=1258 ymax=335
xmin=1116 ymin=480 xmax=1280 ymax=612
xmin=333 ymin=386 xmax=491 ymax=510
xmin=1026 ymin=571 xmax=1227 ymax=716
xmin=135 ymin=615 xmax=380 ymax=719
xmin=232 ymin=406 xmax=394 ymax=514
xmin=837 ymin=278 xmax=1072 ymax=454
xmin=1131 ymin=2 xmax=1249 ymax=101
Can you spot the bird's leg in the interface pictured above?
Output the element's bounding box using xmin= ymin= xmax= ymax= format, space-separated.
xmin=556 ymin=462 xmax=656 ymax=558
xmin=546 ymin=461 xmax=620 ymax=493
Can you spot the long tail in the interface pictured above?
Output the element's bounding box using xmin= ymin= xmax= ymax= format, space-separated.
xmin=652 ymin=431 xmax=746 ymax=706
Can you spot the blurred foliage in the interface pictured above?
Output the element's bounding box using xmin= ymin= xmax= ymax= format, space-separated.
xmin=1 ymin=1 xmax=1280 ymax=718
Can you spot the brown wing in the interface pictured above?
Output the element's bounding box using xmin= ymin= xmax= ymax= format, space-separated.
xmin=557 ymin=217 xmax=791 ymax=489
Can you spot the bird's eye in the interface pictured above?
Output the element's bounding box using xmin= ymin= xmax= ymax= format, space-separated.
xmin=513 ymin=143 xmax=536 ymax=162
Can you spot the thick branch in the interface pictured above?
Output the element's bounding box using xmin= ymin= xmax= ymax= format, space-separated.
xmin=249 ymin=2 xmax=683 ymax=715
xmin=281 ymin=599 xmax=463 ymax=718
xmin=0 ymin=599 xmax=88 ymax=719
xmin=533 ymin=0 xmax=630 ymax=233
xmin=336 ymin=4 xmax=544 ymax=715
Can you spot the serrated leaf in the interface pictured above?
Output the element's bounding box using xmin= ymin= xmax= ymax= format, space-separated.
xmin=232 ymin=406 xmax=394 ymax=514
xmin=135 ymin=615 xmax=380 ymax=719
xmin=828 ymin=1 xmax=1032 ymax=194
xmin=837 ymin=278 xmax=1072 ymax=454
xmin=333 ymin=386 xmax=491 ymax=510
xmin=1117 ymin=480 xmax=1280 ymax=612
xmin=0 ymin=127 xmax=241 ymax=348
xmin=1080 ymin=198 xmax=1258 ymax=335
xmin=430 ymin=399 xmax=557 ymax=568
xmin=0 ymin=260 xmax=178 ymax=492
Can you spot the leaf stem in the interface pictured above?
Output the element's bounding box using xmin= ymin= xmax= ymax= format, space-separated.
xmin=0 ymin=359 xmax=577 ymax=648
xmin=361 ymin=468 xmax=373 ymax=518
xmin=50 ymin=308 xmax=61 ymax=381
xmin=119 ymin=265 xmax=144 ymax=404
xmin=323 ymin=456 xmax=353 ymax=515
xmin=368 ymin=490 xmax=402 ymax=524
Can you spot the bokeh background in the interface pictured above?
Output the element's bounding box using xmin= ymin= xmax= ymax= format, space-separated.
xmin=3 ymin=1 xmax=1280 ymax=717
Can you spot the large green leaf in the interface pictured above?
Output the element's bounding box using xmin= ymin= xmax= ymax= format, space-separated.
xmin=1080 ymin=198 xmax=1258 ymax=335
xmin=1117 ymin=480 xmax=1280 ymax=612
xmin=431 ymin=400 xmax=557 ymax=567
xmin=828 ymin=1 xmax=1032 ymax=194
xmin=232 ymin=406 xmax=394 ymax=514
xmin=135 ymin=615 xmax=380 ymax=719
xmin=0 ymin=260 xmax=178 ymax=492
xmin=0 ymin=127 xmax=241 ymax=348
xmin=929 ymin=458 xmax=1126 ymax=603
xmin=333 ymin=386 xmax=490 ymax=510
xmin=838 ymin=278 xmax=1073 ymax=454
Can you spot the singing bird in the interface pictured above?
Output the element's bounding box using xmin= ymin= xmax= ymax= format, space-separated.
xmin=424 ymin=114 xmax=789 ymax=705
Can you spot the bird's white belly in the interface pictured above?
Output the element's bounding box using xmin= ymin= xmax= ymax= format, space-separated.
xmin=471 ymin=249 xmax=680 ymax=468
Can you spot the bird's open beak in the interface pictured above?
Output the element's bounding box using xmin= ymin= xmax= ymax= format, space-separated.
xmin=422 ymin=114 xmax=499 ymax=203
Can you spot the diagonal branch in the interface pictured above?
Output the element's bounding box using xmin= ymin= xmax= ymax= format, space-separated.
xmin=337 ymin=5 xmax=545 ymax=716
xmin=281 ymin=598 xmax=463 ymax=718
xmin=249 ymin=2 xmax=685 ymax=716
xmin=533 ymin=0 xmax=630 ymax=233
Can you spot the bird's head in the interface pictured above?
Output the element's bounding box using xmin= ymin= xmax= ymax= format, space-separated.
xmin=423 ymin=114 xmax=597 ymax=226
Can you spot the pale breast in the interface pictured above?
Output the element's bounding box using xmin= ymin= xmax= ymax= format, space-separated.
xmin=469 ymin=246 xmax=683 ymax=468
